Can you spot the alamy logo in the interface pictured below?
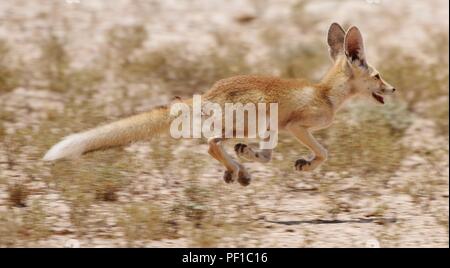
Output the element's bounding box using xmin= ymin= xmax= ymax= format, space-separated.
xmin=169 ymin=95 xmax=279 ymax=149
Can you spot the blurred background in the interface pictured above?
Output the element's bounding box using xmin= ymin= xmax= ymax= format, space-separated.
xmin=0 ymin=0 xmax=448 ymax=247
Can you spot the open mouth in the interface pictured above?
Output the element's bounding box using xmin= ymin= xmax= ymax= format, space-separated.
xmin=372 ymin=92 xmax=384 ymax=104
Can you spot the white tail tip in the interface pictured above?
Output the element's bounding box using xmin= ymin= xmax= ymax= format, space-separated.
xmin=43 ymin=134 xmax=87 ymax=161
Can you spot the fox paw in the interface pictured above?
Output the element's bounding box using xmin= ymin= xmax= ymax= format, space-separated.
xmin=223 ymin=170 xmax=234 ymax=183
xmin=295 ymin=158 xmax=313 ymax=171
xmin=237 ymin=169 xmax=251 ymax=186
xmin=223 ymin=169 xmax=251 ymax=186
xmin=234 ymin=143 xmax=248 ymax=155
xmin=295 ymin=158 xmax=323 ymax=171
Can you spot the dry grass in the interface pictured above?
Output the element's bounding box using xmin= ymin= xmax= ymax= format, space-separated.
xmin=49 ymin=152 xmax=133 ymax=229
xmin=116 ymin=31 xmax=251 ymax=96
xmin=7 ymin=183 xmax=29 ymax=208
xmin=321 ymin=101 xmax=411 ymax=176
xmin=0 ymin=201 xmax=51 ymax=246
xmin=37 ymin=33 xmax=71 ymax=92
xmin=0 ymin=39 xmax=21 ymax=93
xmin=0 ymin=0 xmax=447 ymax=247
xmin=380 ymin=30 xmax=449 ymax=135
xmin=119 ymin=202 xmax=178 ymax=246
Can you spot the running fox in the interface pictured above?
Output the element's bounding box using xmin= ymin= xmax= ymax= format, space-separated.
xmin=44 ymin=23 xmax=396 ymax=186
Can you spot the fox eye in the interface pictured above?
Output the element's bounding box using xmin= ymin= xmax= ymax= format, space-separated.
xmin=373 ymin=74 xmax=381 ymax=80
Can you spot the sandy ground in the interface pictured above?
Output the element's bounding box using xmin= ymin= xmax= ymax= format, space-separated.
xmin=0 ymin=0 xmax=448 ymax=247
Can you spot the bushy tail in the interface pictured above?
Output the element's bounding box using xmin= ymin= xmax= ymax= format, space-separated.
xmin=43 ymin=106 xmax=171 ymax=161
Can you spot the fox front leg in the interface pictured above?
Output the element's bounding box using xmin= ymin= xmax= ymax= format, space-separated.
xmin=287 ymin=125 xmax=328 ymax=171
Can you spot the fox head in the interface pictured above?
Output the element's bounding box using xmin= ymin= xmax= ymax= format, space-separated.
xmin=327 ymin=23 xmax=396 ymax=104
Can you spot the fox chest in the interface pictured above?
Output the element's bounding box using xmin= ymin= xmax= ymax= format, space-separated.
xmin=282 ymin=105 xmax=334 ymax=130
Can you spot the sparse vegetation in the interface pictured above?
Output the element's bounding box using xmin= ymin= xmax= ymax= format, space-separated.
xmin=7 ymin=183 xmax=29 ymax=208
xmin=0 ymin=201 xmax=51 ymax=246
xmin=380 ymin=30 xmax=449 ymax=135
xmin=0 ymin=0 xmax=447 ymax=247
xmin=37 ymin=33 xmax=71 ymax=92
xmin=321 ymin=101 xmax=411 ymax=176
xmin=119 ymin=202 xmax=178 ymax=246
xmin=117 ymin=32 xmax=251 ymax=96
xmin=0 ymin=39 xmax=21 ymax=93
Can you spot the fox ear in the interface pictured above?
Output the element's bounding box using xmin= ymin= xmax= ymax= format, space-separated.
xmin=327 ymin=23 xmax=345 ymax=61
xmin=344 ymin=26 xmax=368 ymax=69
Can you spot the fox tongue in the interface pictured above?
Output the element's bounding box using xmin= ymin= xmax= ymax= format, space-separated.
xmin=372 ymin=92 xmax=384 ymax=104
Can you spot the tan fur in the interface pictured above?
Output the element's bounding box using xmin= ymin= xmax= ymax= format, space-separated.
xmin=43 ymin=107 xmax=171 ymax=160
xmin=44 ymin=23 xmax=395 ymax=186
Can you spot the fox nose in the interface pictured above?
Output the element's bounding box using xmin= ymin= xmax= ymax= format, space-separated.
xmin=392 ymin=88 xmax=396 ymax=92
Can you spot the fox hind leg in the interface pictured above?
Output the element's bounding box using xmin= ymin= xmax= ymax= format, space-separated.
xmin=207 ymin=137 xmax=251 ymax=186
